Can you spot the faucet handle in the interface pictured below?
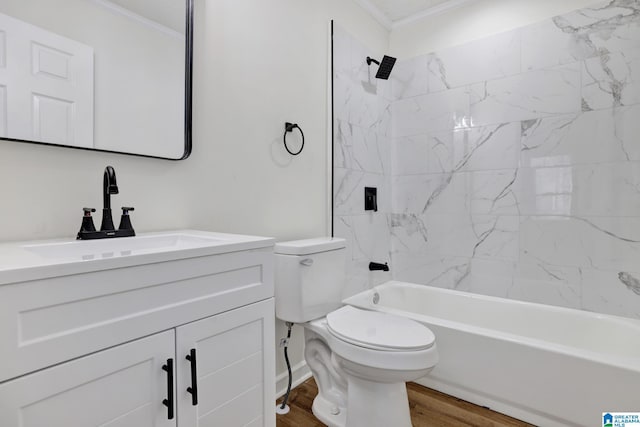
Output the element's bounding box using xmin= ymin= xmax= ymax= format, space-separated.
xmin=78 ymin=208 xmax=97 ymax=238
xmin=118 ymin=207 xmax=135 ymax=234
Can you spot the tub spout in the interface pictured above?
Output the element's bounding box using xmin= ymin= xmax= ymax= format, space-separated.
xmin=369 ymin=262 xmax=389 ymax=272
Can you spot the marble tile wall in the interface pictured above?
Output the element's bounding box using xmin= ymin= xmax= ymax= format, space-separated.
xmin=389 ymin=0 xmax=640 ymax=319
xmin=333 ymin=24 xmax=393 ymax=297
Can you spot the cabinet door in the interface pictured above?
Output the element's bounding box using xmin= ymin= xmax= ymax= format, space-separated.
xmin=176 ymin=299 xmax=275 ymax=427
xmin=0 ymin=330 xmax=176 ymax=427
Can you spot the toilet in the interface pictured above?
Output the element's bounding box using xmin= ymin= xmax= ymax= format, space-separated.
xmin=274 ymin=237 xmax=438 ymax=427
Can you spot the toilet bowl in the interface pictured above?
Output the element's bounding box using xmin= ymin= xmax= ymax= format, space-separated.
xmin=275 ymin=238 xmax=438 ymax=427
xmin=305 ymin=307 xmax=437 ymax=427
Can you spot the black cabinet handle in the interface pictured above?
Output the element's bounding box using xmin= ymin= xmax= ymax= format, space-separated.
xmin=186 ymin=349 xmax=199 ymax=405
xmin=162 ymin=359 xmax=174 ymax=420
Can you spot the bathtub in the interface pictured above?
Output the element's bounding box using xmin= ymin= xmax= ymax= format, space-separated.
xmin=343 ymin=281 xmax=640 ymax=427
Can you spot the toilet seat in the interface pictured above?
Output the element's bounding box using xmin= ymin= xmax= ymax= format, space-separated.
xmin=306 ymin=314 xmax=438 ymax=374
xmin=326 ymin=306 xmax=435 ymax=352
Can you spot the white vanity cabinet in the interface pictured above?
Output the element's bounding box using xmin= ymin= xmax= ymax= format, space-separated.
xmin=0 ymin=231 xmax=276 ymax=427
xmin=0 ymin=330 xmax=177 ymax=427
xmin=0 ymin=299 xmax=274 ymax=427
xmin=176 ymin=299 xmax=274 ymax=426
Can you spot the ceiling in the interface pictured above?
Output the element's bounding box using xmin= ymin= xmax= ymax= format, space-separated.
xmin=356 ymin=0 xmax=476 ymax=28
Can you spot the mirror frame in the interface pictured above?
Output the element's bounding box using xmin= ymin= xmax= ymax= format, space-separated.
xmin=1 ymin=0 xmax=194 ymax=161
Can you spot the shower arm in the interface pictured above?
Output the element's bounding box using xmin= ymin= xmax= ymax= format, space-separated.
xmin=366 ymin=57 xmax=380 ymax=66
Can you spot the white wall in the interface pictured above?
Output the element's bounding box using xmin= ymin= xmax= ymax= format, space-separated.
xmin=193 ymin=1 xmax=388 ymax=389
xmin=390 ymin=0 xmax=601 ymax=59
xmin=0 ymin=0 xmax=388 ymax=395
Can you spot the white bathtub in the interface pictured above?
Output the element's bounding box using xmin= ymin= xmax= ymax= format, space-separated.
xmin=343 ymin=281 xmax=640 ymax=427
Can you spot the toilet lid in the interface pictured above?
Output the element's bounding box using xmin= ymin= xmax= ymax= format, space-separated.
xmin=326 ymin=306 xmax=435 ymax=351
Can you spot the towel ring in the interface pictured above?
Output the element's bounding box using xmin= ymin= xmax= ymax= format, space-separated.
xmin=283 ymin=122 xmax=304 ymax=156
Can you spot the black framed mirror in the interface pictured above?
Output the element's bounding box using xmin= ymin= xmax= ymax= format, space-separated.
xmin=0 ymin=0 xmax=193 ymax=160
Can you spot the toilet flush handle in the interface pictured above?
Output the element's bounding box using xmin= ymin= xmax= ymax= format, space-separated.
xmin=300 ymin=259 xmax=314 ymax=266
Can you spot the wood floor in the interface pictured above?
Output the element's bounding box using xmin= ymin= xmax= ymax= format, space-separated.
xmin=276 ymin=378 xmax=535 ymax=427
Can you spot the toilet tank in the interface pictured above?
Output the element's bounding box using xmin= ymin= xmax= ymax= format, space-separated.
xmin=274 ymin=237 xmax=346 ymax=323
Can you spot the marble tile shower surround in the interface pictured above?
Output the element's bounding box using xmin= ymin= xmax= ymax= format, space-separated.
xmin=333 ymin=24 xmax=393 ymax=298
xmin=387 ymin=0 xmax=640 ymax=319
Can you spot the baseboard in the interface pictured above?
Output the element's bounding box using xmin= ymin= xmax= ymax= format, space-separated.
xmin=276 ymin=360 xmax=312 ymax=399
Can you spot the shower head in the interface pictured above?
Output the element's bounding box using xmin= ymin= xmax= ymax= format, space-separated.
xmin=366 ymin=55 xmax=397 ymax=80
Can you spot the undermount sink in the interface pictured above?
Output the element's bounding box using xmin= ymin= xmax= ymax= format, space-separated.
xmin=23 ymin=232 xmax=229 ymax=260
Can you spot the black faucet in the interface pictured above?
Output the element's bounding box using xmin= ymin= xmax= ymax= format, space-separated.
xmin=369 ymin=262 xmax=389 ymax=272
xmin=101 ymin=166 xmax=119 ymax=232
xmin=77 ymin=166 xmax=135 ymax=240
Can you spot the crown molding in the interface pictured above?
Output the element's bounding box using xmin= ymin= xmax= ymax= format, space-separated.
xmin=392 ymin=0 xmax=479 ymax=29
xmin=353 ymin=0 xmax=480 ymax=32
xmin=91 ymin=0 xmax=185 ymax=40
xmin=352 ymin=0 xmax=393 ymax=30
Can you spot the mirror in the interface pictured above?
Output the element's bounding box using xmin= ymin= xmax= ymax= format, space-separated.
xmin=0 ymin=0 xmax=192 ymax=160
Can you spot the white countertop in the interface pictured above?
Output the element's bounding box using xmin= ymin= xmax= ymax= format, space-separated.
xmin=0 ymin=230 xmax=274 ymax=285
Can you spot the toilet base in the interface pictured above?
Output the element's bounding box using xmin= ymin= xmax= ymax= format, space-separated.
xmin=345 ymin=376 xmax=412 ymax=427
xmin=310 ymin=376 xmax=412 ymax=427
xmin=312 ymin=394 xmax=347 ymax=427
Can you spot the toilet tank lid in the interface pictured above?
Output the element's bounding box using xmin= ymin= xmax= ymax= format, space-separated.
xmin=275 ymin=237 xmax=346 ymax=255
